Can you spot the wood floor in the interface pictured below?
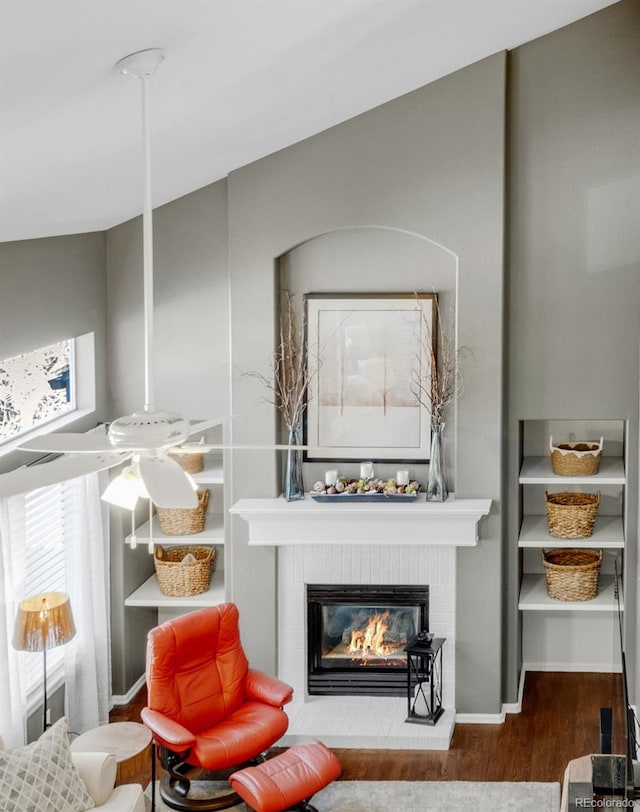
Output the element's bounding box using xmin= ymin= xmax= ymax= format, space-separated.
xmin=110 ymin=670 xmax=624 ymax=788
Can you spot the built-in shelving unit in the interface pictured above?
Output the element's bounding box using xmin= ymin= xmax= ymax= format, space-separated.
xmin=517 ymin=420 xmax=627 ymax=672
xmin=124 ymin=422 xmax=228 ymax=621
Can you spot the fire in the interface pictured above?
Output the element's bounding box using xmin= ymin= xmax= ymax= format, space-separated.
xmin=348 ymin=609 xmax=393 ymax=662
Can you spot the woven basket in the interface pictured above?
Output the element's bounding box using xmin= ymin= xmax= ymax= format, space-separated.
xmin=542 ymin=548 xmax=602 ymax=601
xmin=550 ymin=436 xmax=603 ymax=476
xmin=169 ymin=451 xmax=204 ymax=474
xmin=156 ymin=489 xmax=209 ymax=535
xmin=545 ymin=491 xmax=600 ymax=539
xmin=154 ymin=545 xmax=215 ymax=597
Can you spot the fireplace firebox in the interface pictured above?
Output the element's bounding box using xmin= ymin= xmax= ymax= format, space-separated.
xmin=307 ymin=584 xmax=429 ymax=696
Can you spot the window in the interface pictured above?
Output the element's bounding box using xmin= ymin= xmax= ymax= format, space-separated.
xmin=0 ymin=339 xmax=75 ymax=444
xmin=0 ymin=332 xmax=96 ymax=457
xmin=1 ymin=452 xmax=110 ymax=735
xmin=20 ymin=479 xmax=78 ymax=701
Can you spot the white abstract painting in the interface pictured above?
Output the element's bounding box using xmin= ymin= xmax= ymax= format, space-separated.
xmin=304 ymin=294 xmax=435 ymax=462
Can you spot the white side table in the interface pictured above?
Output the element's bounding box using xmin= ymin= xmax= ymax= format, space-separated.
xmin=71 ymin=721 xmax=152 ymax=785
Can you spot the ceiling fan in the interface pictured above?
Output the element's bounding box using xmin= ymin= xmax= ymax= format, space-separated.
xmin=0 ymin=48 xmax=322 ymax=510
xmin=0 ymin=49 xmax=221 ymax=509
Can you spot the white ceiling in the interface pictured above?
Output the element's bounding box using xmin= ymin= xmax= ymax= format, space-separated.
xmin=0 ymin=0 xmax=619 ymax=243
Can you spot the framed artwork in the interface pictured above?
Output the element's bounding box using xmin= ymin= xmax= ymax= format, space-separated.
xmin=304 ymin=292 xmax=436 ymax=462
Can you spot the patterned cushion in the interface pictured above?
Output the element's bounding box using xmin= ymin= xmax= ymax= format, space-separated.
xmin=0 ymin=717 xmax=95 ymax=811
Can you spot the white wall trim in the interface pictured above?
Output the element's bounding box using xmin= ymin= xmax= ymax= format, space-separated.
xmin=455 ymin=711 xmax=506 ymax=724
xmin=502 ymin=665 xmax=528 ymax=715
xmin=456 ymin=666 xmax=527 ymax=723
xmin=523 ymin=661 xmax=622 ymax=673
xmin=110 ymin=673 xmax=145 ymax=708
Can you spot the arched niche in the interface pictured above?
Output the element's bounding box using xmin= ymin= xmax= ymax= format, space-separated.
xmin=276 ymin=225 xmax=459 ymax=490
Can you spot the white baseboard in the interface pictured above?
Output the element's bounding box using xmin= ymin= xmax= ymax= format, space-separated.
xmin=454 ymin=665 xmax=524 ymax=724
xmin=523 ymin=661 xmax=621 ymax=673
xmin=502 ymin=664 xmax=527 ymax=715
xmin=455 ymin=711 xmax=507 ymax=724
xmin=111 ymin=673 xmax=146 ymax=707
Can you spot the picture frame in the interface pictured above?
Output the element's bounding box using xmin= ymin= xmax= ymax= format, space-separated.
xmin=304 ymin=292 xmax=437 ymax=462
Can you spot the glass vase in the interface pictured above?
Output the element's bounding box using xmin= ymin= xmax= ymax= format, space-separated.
xmin=284 ymin=422 xmax=305 ymax=501
xmin=426 ymin=422 xmax=448 ymax=502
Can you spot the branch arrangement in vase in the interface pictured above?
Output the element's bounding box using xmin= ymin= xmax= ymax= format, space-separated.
xmin=411 ymin=292 xmax=466 ymax=502
xmin=245 ymin=289 xmax=317 ymax=432
xmin=410 ymin=292 xmax=464 ymax=431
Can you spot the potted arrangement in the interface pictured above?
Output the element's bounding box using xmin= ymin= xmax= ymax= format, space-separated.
xmin=411 ymin=293 xmax=464 ymax=501
xmin=247 ymin=289 xmax=317 ymax=500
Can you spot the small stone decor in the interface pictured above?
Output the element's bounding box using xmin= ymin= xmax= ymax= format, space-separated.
xmin=310 ymin=477 xmax=421 ymax=502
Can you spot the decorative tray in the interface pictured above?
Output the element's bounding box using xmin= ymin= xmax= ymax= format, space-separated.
xmin=310 ymin=477 xmax=421 ymax=503
xmin=311 ymin=492 xmax=418 ymax=503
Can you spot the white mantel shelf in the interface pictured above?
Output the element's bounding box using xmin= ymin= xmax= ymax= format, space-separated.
xmin=230 ymin=495 xmax=492 ymax=547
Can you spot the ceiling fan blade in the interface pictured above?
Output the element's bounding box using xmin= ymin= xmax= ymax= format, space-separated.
xmin=138 ymin=457 xmax=198 ymax=508
xmin=169 ymin=443 xmax=314 ymax=452
xmin=0 ymin=452 xmax=128 ymax=499
xmin=186 ymin=417 xmax=226 ymax=437
xmin=19 ymin=432 xmax=115 ymax=454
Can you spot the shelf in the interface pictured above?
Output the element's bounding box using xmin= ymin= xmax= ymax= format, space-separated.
xmin=192 ymin=458 xmax=224 ymax=484
xmin=126 ymin=513 xmax=225 ymax=544
xmin=519 ymin=456 xmax=625 ymax=484
xmin=125 ymin=569 xmax=226 ymax=608
xmin=518 ymin=515 xmax=624 ymax=548
xmin=518 ymin=574 xmax=622 ymax=612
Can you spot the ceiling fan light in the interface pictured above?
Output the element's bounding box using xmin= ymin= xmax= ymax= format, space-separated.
xmin=102 ymin=473 xmax=140 ymax=510
xmin=101 ymin=464 xmax=149 ymax=509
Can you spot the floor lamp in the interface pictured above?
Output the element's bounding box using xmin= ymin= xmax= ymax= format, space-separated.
xmin=13 ymin=592 xmax=76 ymax=734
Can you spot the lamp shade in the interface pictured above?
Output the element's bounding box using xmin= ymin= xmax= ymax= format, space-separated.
xmin=12 ymin=592 xmax=76 ymax=652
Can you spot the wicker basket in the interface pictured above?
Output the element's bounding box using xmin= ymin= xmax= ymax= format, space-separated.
xmin=549 ymin=436 xmax=603 ymax=476
xmin=169 ymin=451 xmax=205 ymax=474
xmin=542 ymin=548 xmax=602 ymax=601
xmin=545 ymin=491 xmax=600 ymax=539
xmin=154 ymin=545 xmax=215 ymax=597
xmin=156 ymin=489 xmax=209 ymax=535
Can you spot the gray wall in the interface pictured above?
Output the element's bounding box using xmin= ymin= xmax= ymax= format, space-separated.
xmin=0 ymin=232 xmax=108 ymax=736
xmin=2 ymin=0 xmax=638 ymax=717
xmin=0 ymin=232 xmax=108 ymax=476
xmin=105 ymin=180 xmax=230 ymax=695
xmin=506 ymin=0 xmax=640 ymax=700
xmin=227 ymin=52 xmax=506 ymax=712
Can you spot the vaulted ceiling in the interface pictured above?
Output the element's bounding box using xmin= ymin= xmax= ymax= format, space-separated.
xmin=0 ymin=0 xmax=619 ymax=242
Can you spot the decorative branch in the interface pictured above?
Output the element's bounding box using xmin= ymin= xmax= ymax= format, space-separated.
xmin=245 ymin=289 xmax=317 ymax=429
xmin=411 ymin=292 xmax=464 ymax=430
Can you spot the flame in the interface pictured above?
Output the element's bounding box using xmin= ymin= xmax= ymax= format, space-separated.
xmin=348 ymin=609 xmax=392 ymax=662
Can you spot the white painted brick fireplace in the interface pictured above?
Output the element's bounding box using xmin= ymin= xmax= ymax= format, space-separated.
xmin=278 ymin=543 xmax=456 ymax=704
xmin=231 ymin=496 xmax=491 ymax=749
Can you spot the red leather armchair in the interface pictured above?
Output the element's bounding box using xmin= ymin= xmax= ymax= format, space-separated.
xmin=141 ymin=603 xmax=293 ymax=811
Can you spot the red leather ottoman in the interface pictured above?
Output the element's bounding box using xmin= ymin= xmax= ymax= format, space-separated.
xmin=229 ymin=742 xmax=341 ymax=812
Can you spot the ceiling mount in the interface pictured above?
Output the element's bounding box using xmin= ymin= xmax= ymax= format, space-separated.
xmin=116 ymin=48 xmax=164 ymax=79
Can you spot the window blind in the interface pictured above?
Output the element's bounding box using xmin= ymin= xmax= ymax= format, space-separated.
xmin=22 ymin=478 xmax=80 ymax=697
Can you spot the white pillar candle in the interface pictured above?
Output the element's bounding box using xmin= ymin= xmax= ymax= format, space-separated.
xmin=325 ymin=470 xmax=338 ymax=486
xmin=396 ymin=470 xmax=409 ymax=486
xmin=360 ymin=462 xmax=374 ymax=480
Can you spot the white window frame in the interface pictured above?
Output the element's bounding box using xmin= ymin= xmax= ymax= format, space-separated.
xmin=0 ymin=332 xmax=96 ymax=458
